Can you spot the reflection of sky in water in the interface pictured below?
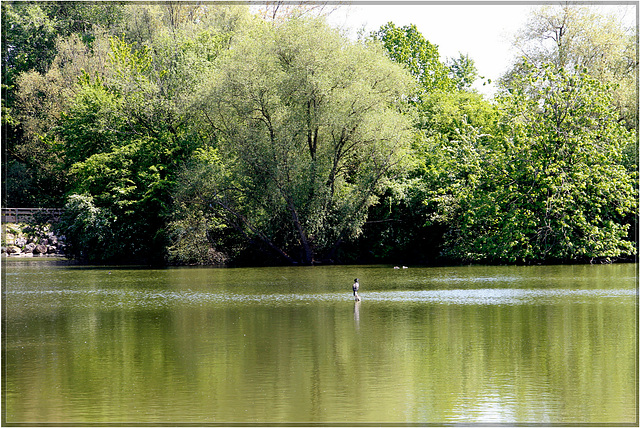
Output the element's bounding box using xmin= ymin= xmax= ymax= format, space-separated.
xmin=6 ymin=287 xmax=636 ymax=309
xmin=451 ymin=391 xmax=519 ymax=424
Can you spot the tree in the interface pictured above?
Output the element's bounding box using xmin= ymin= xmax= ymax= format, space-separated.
xmin=441 ymin=64 xmax=637 ymax=263
xmin=2 ymin=2 xmax=126 ymax=206
xmin=1 ymin=1 xmax=124 ymax=82
xmin=447 ymin=53 xmax=479 ymax=91
xmin=58 ymin=194 xmax=116 ymax=262
xmin=364 ymin=90 xmax=498 ymax=264
xmin=370 ymin=22 xmax=453 ymax=94
xmin=505 ymin=4 xmax=638 ymax=129
xmin=8 ymin=30 xmax=117 ymax=207
xmin=253 ymin=1 xmax=339 ymax=22
xmin=179 ymin=17 xmax=416 ymax=265
xmin=54 ymin=6 xmax=244 ymax=263
xmin=358 ymin=22 xmax=488 ymax=264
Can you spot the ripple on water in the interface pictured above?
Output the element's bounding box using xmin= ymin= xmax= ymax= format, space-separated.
xmin=4 ymin=287 xmax=636 ymax=310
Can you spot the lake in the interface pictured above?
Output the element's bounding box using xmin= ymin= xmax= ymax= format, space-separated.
xmin=2 ymin=260 xmax=637 ymax=425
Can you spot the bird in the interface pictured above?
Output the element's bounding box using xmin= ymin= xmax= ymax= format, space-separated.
xmin=353 ymin=279 xmax=361 ymax=301
xmin=353 ymin=278 xmax=361 ymax=301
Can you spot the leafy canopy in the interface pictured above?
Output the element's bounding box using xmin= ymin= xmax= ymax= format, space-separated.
xmin=370 ymin=22 xmax=453 ymax=94
xmin=177 ymin=17 xmax=416 ymax=264
xmin=439 ymin=63 xmax=637 ymax=263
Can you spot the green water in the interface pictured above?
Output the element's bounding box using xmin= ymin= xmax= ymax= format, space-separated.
xmin=2 ymin=261 xmax=637 ymax=424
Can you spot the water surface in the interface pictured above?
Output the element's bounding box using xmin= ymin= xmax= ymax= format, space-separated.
xmin=3 ymin=261 xmax=637 ymax=424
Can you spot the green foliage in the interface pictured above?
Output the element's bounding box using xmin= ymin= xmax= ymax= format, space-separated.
xmin=2 ymin=2 xmax=61 ymax=89
xmin=58 ymin=194 xmax=116 ymax=262
xmin=59 ymin=77 xmax=126 ymax=166
xmin=168 ymin=148 xmax=239 ymax=265
xmin=44 ymin=3 xmax=246 ymax=263
xmin=165 ymin=210 xmax=231 ymax=265
xmin=186 ymin=17 xmax=416 ymax=264
xmin=447 ymin=53 xmax=479 ymax=91
xmin=4 ymin=5 xmax=636 ymax=266
xmin=438 ymin=64 xmax=637 ymax=263
xmin=55 ymin=24 xmax=231 ymax=262
xmin=352 ymin=90 xmax=498 ymax=264
xmin=505 ymin=4 xmax=638 ymax=129
xmin=370 ymin=22 xmax=454 ymax=94
xmin=2 ymin=2 xmax=126 ymax=206
xmin=2 ymin=1 xmax=124 ymax=84
xmin=66 ymin=136 xmax=177 ymax=262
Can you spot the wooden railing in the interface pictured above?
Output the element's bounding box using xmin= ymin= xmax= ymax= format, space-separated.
xmin=1 ymin=208 xmax=64 ymax=223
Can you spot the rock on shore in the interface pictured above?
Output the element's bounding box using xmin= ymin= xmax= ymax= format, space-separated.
xmin=2 ymin=223 xmax=65 ymax=257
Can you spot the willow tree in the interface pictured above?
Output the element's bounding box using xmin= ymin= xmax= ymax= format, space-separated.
xmin=182 ymin=17 xmax=416 ymax=264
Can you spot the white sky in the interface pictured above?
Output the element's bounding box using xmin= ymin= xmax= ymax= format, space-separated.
xmin=326 ymin=2 xmax=638 ymax=96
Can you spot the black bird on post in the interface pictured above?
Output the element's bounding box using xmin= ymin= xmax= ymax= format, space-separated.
xmin=353 ymin=278 xmax=361 ymax=301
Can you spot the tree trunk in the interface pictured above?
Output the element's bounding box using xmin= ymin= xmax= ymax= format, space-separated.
xmin=212 ymin=200 xmax=298 ymax=265
xmin=287 ymin=201 xmax=314 ymax=264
